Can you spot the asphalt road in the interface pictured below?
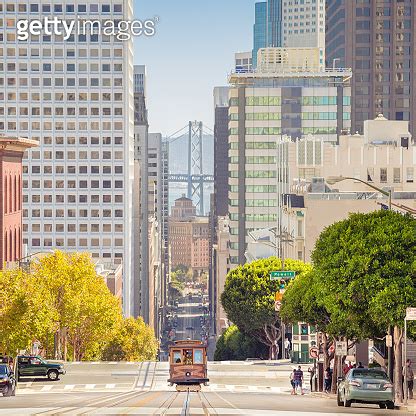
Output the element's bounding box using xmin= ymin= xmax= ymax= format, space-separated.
xmin=1 ymin=297 xmax=407 ymax=414
xmin=1 ymin=360 xmax=411 ymax=415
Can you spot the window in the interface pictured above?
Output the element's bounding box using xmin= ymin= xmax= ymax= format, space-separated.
xmin=393 ymin=168 xmax=401 ymax=184
xmin=194 ymin=349 xmax=203 ymax=364
xmin=380 ymin=168 xmax=387 ymax=183
xmin=406 ymin=168 xmax=414 ymax=183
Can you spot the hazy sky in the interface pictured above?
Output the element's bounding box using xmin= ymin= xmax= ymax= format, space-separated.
xmin=134 ymin=0 xmax=256 ymax=136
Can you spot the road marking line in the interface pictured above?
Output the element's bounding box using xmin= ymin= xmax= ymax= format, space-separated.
xmin=64 ymin=385 xmax=74 ymax=390
xmin=85 ymin=384 xmax=96 ymax=389
xmin=41 ymin=385 xmax=53 ymax=391
xmin=105 ymin=383 xmax=116 ymax=389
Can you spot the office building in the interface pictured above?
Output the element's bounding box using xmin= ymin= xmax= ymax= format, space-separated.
xmin=235 ymin=52 xmax=253 ymax=73
xmin=4 ymin=1 xmax=135 ymax=315
xmin=228 ymin=61 xmax=351 ymax=266
xmin=326 ymin=0 xmax=416 ymax=136
xmin=276 ymin=115 xmax=416 ymax=262
xmin=169 ymin=196 xmax=209 ymax=274
xmin=0 ymin=136 xmax=38 ymax=269
xmin=253 ymin=1 xmax=283 ymax=68
xmin=282 ymin=0 xmax=326 ymax=69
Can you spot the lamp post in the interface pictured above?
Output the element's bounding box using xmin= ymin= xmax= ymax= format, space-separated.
xmin=326 ymin=176 xmax=394 ymax=379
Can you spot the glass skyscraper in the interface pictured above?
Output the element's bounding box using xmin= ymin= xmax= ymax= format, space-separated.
xmin=252 ymin=0 xmax=282 ymax=68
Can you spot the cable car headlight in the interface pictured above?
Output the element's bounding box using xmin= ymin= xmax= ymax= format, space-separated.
xmin=186 ymin=371 xmax=191 ymax=377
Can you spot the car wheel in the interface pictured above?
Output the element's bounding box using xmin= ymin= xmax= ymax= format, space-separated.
xmin=379 ymin=403 xmax=386 ymax=409
xmin=337 ymin=391 xmax=343 ymax=407
xmin=344 ymin=392 xmax=352 ymax=408
xmin=47 ymin=370 xmax=59 ymax=381
xmin=3 ymin=385 xmax=12 ymax=397
xmin=386 ymin=401 xmax=395 ymax=410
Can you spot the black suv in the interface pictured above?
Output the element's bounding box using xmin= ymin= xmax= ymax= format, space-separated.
xmin=0 ymin=364 xmax=16 ymax=397
xmin=17 ymin=356 xmax=65 ymax=381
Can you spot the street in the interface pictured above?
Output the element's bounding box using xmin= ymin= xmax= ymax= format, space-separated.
xmin=0 ymin=360 xmax=411 ymax=415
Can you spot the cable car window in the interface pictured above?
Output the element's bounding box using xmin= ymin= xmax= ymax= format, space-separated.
xmin=194 ymin=349 xmax=203 ymax=364
xmin=173 ymin=350 xmax=182 ymax=363
xmin=184 ymin=350 xmax=193 ymax=365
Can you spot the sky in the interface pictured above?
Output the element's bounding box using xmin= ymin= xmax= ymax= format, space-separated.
xmin=134 ymin=0 xmax=256 ymax=136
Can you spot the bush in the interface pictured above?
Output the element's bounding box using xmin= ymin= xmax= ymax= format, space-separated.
xmin=214 ymin=325 xmax=268 ymax=361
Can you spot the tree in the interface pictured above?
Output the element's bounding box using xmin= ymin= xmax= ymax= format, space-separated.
xmin=213 ymin=325 xmax=268 ymax=361
xmin=310 ymin=210 xmax=416 ymax=400
xmin=102 ymin=317 xmax=158 ymax=361
xmin=221 ymin=257 xmax=311 ymax=359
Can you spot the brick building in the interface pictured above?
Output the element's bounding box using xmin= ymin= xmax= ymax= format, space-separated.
xmin=0 ymin=136 xmax=38 ymax=268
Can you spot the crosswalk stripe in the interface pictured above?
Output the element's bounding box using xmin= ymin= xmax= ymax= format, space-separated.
xmin=64 ymin=385 xmax=75 ymax=390
xmin=85 ymin=384 xmax=96 ymax=389
xmin=41 ymin=385 xmax=53 ymax=391
xmin=106 ymin=383 xmax=116 ymax=389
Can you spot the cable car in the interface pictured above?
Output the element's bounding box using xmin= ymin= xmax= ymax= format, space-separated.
xmin=168 ymin=340 xmax=209 ymax=392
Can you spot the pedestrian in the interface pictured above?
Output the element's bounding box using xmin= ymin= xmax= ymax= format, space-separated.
xmin=284 ymin=338 xmax=291 ymax=359
xmin=293 ymin=365 xmax=304 ymax=395
xmin=308 ymin=367 xmax=315 ymax=391
xmin=357 ymin=361 xmax=364 ymax=369
xmin=342 ymin=361 xmax=350 ymax=375
xmin=403 ymin=359 xmax=414 ymax=400
xmin=290 ymin=369 xmax=296 ymax=395
xmin=324 ymin=367 xmax=331 ymax=393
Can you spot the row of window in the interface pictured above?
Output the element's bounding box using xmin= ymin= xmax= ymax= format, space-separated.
xmin=229 ymin=185 xmax=277 ymax=193
xmin=229 ymin=170 xmax=276 ymax=179
xmin=2 ymin=62 xmax=123 ymax=72
xmin=229 ymin=142 xmax=277 ymax=150
xmin=1 ymin=32 xmax=126 ymax=44
xmin=229 ymin=112 xmax=282 ymax=121
xmin=230 ymin=96 xmax=351 ymax=107
xmin=301 ymin=112 xmax=338 ymax=120
xmin=3 ymin=121 xmax=125 ymax=131
xmin=24 ymin=194 xmax=123 ymax=204
xmin=0 ymin=92 xmax=124 ymax=101
xmin=301 ymin=127 xmax=337 ymax=134
xmin=0 ymin=3 xmax=123 ymax=14
xmin=230 ymin=213 xmax=278 ymax=222
xmin=29 ymin=238 xmax=124 ymax=248
xmin=0 ymin=48 xmax=123 ymax=60
xmin=29 ymin=151 xmax=124 ymax=160
xmin=23 ymin=180 xmax=124 ymax=189
xmin=2 ymin=77 xmax=123 ymax=87
xmin=24 ymin=209 xmax=124 ymax=218
xmin=229 ymin=199 xmax=277 ymax=207
xmin=26 ymin=165 xmax=123 ymax=175
xmin=3 ymin=107 xmax=124 ymax=117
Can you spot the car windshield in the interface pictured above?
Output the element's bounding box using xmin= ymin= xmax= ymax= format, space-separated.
xmin=353 ymin=370 xmax=388 ymax=379
xmin=0 ymin=365 xmax=8 ymax=375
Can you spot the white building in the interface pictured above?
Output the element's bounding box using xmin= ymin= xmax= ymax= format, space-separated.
xmin=4 ymin=1 xmax=135 ymax=315
xmin=282 ymin=0 xmax=326 ymax=69
xmin=234 ymin=51 xmax=253 ymax=73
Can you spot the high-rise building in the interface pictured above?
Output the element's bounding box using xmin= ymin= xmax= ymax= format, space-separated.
xmin=282 ymin=0 xmax=326 ymax=68
xmin=227 ymin=63 xmax=352 ymax=266
xmin=253 ymin=1 xmax=283 ymax=68
xmin=160 ymin=140 xmax=169 ymax=308
xmin=326 ymin=0 xmax=416 ymax=136
xmin=6 ymin=1 xmax=135 ymax=315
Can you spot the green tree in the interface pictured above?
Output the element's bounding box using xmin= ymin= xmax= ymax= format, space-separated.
xmin=102 ymin=317 xmax=158 ymax=361
xmin=221 ymin=257 xmax=311 ymax=359
xmin=310 ymin=210 xmax=416 ymax=400
xmin=214 ymin=325 xmax=268 ymax=361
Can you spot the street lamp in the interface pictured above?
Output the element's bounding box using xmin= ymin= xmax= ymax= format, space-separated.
xmin=326 ymin=176 xmax=392 ymax=210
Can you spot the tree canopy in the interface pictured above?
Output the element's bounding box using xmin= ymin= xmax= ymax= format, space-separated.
xmin=0 ymin=251 xmax=158 ymax=361
xmin=221 ymin=257 xmax=311 ymax=357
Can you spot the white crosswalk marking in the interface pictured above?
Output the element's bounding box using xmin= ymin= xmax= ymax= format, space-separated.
xmin=105 ymin=383 xmax=116 ymax=389
xmin=41 ymin=385 xmax=53 ymax=392
xmin=85 ymin=384 xmax=96 ymax=389
xmin=64 ymin=385 xmax=74 ymax=390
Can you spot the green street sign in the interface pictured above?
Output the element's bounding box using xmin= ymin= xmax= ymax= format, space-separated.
xmin=270 ymin=271 xmax=296 ymax=280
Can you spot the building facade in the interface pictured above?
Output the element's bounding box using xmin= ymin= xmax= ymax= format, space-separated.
xmin=326 ymin=0 xmax=416 ymax=136
xmin=0 ymin=137 xmax=38 ymax=268
xmin=228 ymin=66 xmax=352 ymax=266
xmin=253 ymin=0 xmax=283 ymax=68
xmin=282 ymin=0 xmax=326 ymax=68
xmin=277 ymin=115 xmax=416 ymax=262
xmin=4 ymin=1 xmax=135 ymax=315
xmin=169 ymin=196 xmax=209 ymax=274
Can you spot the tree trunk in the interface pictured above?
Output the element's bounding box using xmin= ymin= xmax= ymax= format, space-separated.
xmin=331 ymin=354 xmax=339 ymax=394
xmin=393 ymin=325 xmax=403 ymax=404
xmin=63 ymin=331 xmax=67 ymax=362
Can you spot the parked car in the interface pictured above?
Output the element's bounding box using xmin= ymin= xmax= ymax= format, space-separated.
xmin=17 ymin=356 xmax=65 ymax=381
xmin=0 ymin=364 xmax=16 ymax=397
xmin=337 ymin=368 xmax=394 ymax=410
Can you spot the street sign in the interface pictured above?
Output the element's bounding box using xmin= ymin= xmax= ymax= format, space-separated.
xmin=309 ymin=347 xmax=319 ymax=359
xmin=274 ymin=301 xmax=282 ymax=311
xmin=406 ymin=308 xmax=416 ymax=321
xmin=335 ymin=341 xmax=348 ymax=356
xmin=275 ymin=292 xmax=283 ymax=301
xmin=386 ymin=335 xmax=393 ymax=348
xmin=270 ymin=271 xmax=296 ymax=280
